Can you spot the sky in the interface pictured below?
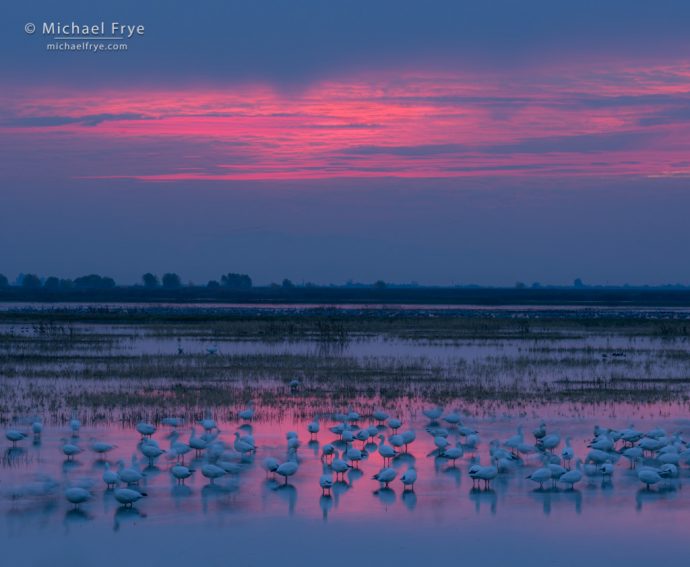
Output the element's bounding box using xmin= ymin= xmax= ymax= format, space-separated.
xmin=2 ymin=1 xmax=690 ymax=286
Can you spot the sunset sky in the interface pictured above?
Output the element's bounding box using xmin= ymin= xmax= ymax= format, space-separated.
xmin=3 ymin=1 xmax=690 ymax=285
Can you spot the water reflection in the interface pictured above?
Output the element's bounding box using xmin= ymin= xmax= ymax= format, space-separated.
xmin=319 ymin=494 xmax=333 ymax=521
xmin=3 ymin=401 xmax=690 ymax=536
xmin=469 ymin=488 xmax=497 ymax=515
xmin=113 ymin=506 xmax=146 ymax=532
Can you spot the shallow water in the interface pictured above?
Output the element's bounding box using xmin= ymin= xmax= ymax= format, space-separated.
xmin=3 ymin=405 xmax=690 ymax=566
xmin=3 ymin=310 xmax=690 ymax=565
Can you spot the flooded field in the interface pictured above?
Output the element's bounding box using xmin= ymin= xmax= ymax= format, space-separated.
xmin=2 ymin=304 xmax=690 ymax=565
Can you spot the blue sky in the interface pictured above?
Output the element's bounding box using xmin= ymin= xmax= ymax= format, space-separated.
xmin=2 ymin=1 xmax=690 ymax=285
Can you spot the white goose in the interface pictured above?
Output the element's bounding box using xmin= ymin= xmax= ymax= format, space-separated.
xmin=5 ymin=429 xmax=27 ymax=447
xmin=103 ymin=463 xmax=120 ymax=489
xmin=114 ymin=488 xmax=146 ymax=507
xmin=308 ymin=419 xmax=320 ymax=439
xmin=65 ymin=487 xmax=91 ymax=508
xmin=377 ymin=435 xmax=396 ymax=465
xmin=171 ymin=465 xmax=194 ymax=484
xmin=320 ymin=473 xmax=333 ymax=495
xmin=373 ymin=467 xmax=397 ymax=488
xmin=400 ymin=467 xmax=417 ymax=491
xmin=276 ymin=460 xmax=299 ymax=485
xmin=559 ymin=459 xmax=583 ymax=489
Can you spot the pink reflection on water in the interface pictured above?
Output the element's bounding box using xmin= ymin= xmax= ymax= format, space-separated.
xmin=2 ymin=400 xmax=690 ymax=532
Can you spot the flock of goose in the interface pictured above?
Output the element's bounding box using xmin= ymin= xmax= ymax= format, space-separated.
xmin=4 ymin=404 xmax=688 ymax=515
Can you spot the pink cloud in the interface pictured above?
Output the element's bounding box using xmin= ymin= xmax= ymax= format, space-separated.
xmin=4 ymin=64 xmax=690 ymax=182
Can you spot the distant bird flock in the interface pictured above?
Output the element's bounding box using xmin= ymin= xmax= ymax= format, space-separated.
xmin=4 ymin=405 xmax=687 ymax=515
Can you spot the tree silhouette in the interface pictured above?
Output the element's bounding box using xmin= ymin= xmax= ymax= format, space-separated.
xmin=220 ymin=273 xmax=252 ymax=289
xmin=74 ymin=274 xmax=116 ymax=289
xmin=0 ymin=274 xmax=8 ymax=288
xmin=21 ymin=274 xmax=41 ymax=289
xmin=162 ymin=273 xmax=182 ymax=289
xmin=142 ymin=273 xmax=159 ymax=288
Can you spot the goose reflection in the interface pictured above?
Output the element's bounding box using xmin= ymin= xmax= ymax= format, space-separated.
xmin=113 ymin=505 xmax=146 ymax=532
xmin=5 ymin=447 xmax=26 ymax=462
xmin=635 ymin=484 xmax=679 ymax=512
xmin=402 ymin=489 xmax=417 ymax=512
xmin=469 ymin=487 xmax=497 ymax=515
xmin=348 ymin=468 xmax=363 ymax=484
xmin=273 ymin=483 xmax=297 ymax=516
xmin=171 ymin=484 xmax=193 ymax=500
xmin=444 ymin=466 xmax=462 ymax=487
xmin=374 ymin=487 xmax=396 ymax=507
xmin=529 ymin=488 xmax=583 ymax=515
xmin=64 ymin=507 xmax=92 ymax=526
xmin=62 ymin=459 xmax=82 ymax=473
xmin=393 ymin=453 xmax=416 ymax=468
xmin=319 ymin=494 xmax=333 ymax=521
xmin=332 ymin=480 xmax=351 ymax=507
xmin=530 ymin=489 xmax=553 ymax=516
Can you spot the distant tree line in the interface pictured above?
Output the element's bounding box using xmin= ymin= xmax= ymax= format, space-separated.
xmin=0 ymin=273 xmax=116 ymax=290
xmin=0 ymin=272 xmax=398 ymax=291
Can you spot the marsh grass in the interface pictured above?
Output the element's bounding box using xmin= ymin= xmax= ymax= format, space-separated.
xmin=1 ymin=312 xmax=690 ymax=425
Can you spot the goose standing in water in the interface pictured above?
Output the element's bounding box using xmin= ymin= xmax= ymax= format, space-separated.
xmin=171 ymin=437 xmax=192 ymax=464
xmin=533 ymin=421 xmax=546 ymax=443
xmin=234 ymin=432 xmax=256 ymax=456
xmin=189 ymin=428 xmax=208 ymax=457
xmin=308 ymin=418 xmax=320 ymax=440
xmin=443 ymin=443 xmax=464 ymax=465
xmin=559 ymin=459 xmax=583 ymax=489
xmin=91 ymin=440 xmax=116 ymax=456
xmin=136 ymin=422 xmax=156 ymax=439
xmin=388 ymin=418 xmax=402 ymax=432
xmin=401 ymin=430 xmax=416 ymax=453
xmin=31 ymin=421 xmax=43 ymax=438
xmin=114 ymin=488 xmax=146 ymax=508
xmin=62 ymin=440 xmax=83 ymax=460
xmin=103 ymin=463 xmax=120 ymax=489
xmin=377 ymin=435 xmax=396 ymax=465
xmin=638 ymin=467 xmax=663 ymax=489
xmin=5 ymin=429 xmax=27 ymax=447
xmin=623 ymin=446 xmax=643 ymax=469
xmin=346 ymin=446 xmax=363 ymax=468
xmin=65 ymin=487 xmax=91 ymax=509
xmin=321 ymin=444 xmax=335 ymax=463
xmin=331 ymin=451 xmax=349 ymax=481
xmin=373 ymin=410 xmax=389 ymax=426
xmin=171 ymin=465 xmax=194 ymax=484
xmin=423 ymin=406 xmax=443 ymax=422
xmin=400 ymin=467 xmax=417 ymax=491
xmin=433 ymin=435 xmax=450 ymax=455
xmin=238 ymin=404 xmax=255 ymax=422
xmin=263 ymin=457 xmax=280 ymax=478
xmin=469 ymin=463 xmax=498 ymax=489
xmin=69 ymin=414 xmax=81 ymax=436
xmin=320 ymin=473 xmax=333 ymax=495
xmin=373 ymin=467 xmax=397 ymax=488
xmin=198 ymin=414 xmax=217 ymax=433
xmin=140 ymin=439 xmax=165 ymax=464
xmin=541 ymin=433 xmax=561 ymax=453
xmin=527 ymin=465 xmax=552 ymax=489
xmin=201 ymin=463 xmax=226 ymax=484
xmin=119 ymin=457 xmax=144 ymax=486
xmin=443 ymin=411 xmax=461 ymax=426
xmin=276 ymin=460 xmax=299 ymax=485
